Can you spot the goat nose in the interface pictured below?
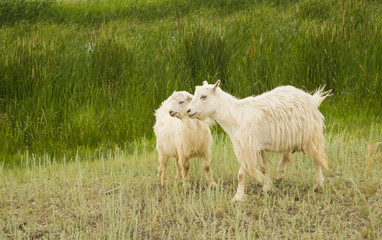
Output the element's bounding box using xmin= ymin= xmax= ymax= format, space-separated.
xmin=169 ymin=110 xmax=173 ymax=115
xmin=187 ymin=109 xmax=191 ymax=113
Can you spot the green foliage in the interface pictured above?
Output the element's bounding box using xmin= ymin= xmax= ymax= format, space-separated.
xmin=0 ymin=0 xmax=381 ymax=159
xmin=183 ymin=24 xmax=229 ymax=84
xmin=0 ymin=1 xmax=52 ymax=25
xmin=298 ymin=0 xmax=335 ymax=20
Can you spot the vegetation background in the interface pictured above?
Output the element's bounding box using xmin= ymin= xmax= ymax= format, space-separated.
xmin=0 ymin=0 xmax=381 ymax=239
xmin=1 ymin=0 xmax=381 ymax=160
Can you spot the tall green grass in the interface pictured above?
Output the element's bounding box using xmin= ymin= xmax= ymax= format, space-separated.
xmin=1 ymin=0 xmax=381 ymax=160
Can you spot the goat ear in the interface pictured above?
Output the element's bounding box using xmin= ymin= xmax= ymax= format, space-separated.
xmin=203 ymin=81 xmax=208 ymax=86
xmin=185 ymin=92 xmax=193 ymax=100
xmin=212 ymin=80 xmax=221 ymax=91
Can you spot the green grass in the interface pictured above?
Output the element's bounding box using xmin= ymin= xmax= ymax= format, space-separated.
xmin=1 ymin=0 xmax=381 ymax=159
xmin=1 ymin=127 xmax=381 ymax=239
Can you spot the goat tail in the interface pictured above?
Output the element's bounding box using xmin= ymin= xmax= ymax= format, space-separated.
xmin=312 ymin=86 xmax=332 ymax=108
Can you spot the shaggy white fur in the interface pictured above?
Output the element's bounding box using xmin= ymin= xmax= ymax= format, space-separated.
xmin=187 ymin=80 xmax=331 ymax=201
xmin=154 ymin=91 xmax=217 ymax=187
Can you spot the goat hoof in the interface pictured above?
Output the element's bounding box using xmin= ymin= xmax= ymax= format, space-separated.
xmin=262 ymin=184 xmax=272 ymax=193
xmin=263 ymin=188 xmax=271 ymax=193
xmin=275 ymin=176 xmax=284 ymax=182
xmin=313 ymin=184 xmax=323 ymax=192
xmin=209 ymin=181 xmax=217 ymax=188
xmin=232 ymin=194 xmax=246 ymax=202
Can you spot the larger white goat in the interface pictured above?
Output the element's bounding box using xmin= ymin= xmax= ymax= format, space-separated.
xmin=154 ymin=91 xmax=217 ymax=187
xmin=187 ymin=80 xmax=330 ymax=201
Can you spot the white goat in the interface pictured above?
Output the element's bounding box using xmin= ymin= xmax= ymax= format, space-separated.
xmin=153 ymin=91 xmax=217 ymax=187
xmin=187 ymin=80 xmax=330 ymax=201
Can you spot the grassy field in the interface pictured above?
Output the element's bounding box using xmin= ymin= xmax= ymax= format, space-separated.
xmin=1 ymin=0 xmax=382 ymax=239
xmin=1 ymin=129 xmax=381 ymax=239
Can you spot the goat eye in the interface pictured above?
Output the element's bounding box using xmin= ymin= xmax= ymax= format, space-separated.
xmin=200 ymin=95 xmax=207 ymax=100
xmin=178 ymin=101 xmax=184 ymax=104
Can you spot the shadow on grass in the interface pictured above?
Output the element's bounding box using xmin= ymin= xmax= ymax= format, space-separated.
xmin=0 ymin=0 xmax=299 ymax=27
xmin=154 ymin=175 xmax=321 ymax=204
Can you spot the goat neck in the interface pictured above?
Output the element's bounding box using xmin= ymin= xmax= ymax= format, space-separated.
xmin=211 ymin=88 xmax=241 ymax=137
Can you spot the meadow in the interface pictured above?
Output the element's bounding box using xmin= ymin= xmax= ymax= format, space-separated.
xmin=1 ymin=130 xmax=381 ymax=239
xmin=1 ymin=0 xmax=382 ymax=239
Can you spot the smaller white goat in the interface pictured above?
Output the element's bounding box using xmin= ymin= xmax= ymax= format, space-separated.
xmin=187 ymin=80 xmax=330 ymax=201
xmin=154 ymin=91 xmax=217 ymax=187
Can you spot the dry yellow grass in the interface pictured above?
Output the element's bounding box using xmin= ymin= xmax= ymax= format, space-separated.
xmin=1 ymin=129 xmax=381 ymax=239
